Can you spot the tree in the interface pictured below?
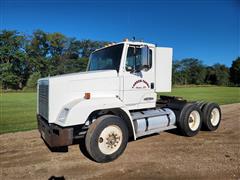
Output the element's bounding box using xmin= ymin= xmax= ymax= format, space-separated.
xmin=0 ymin=30 xmax=110 ymax=90
xmin=0 ymin=30 xmax=26 ymax=63
xmin=65 ymin=38 xmax=82 ymax=59
xmin=182 ymin=58 xmax=206 ymax=84
xmin=6 ymin=29 xmax=234 ymax=89
xmin=48 ymin=32 xmax=67 ymax=57
xmin=25 ymin=72 xmax=41 ymax=89
xmin=0 ymin=63 xmax=21 ymax=89
xmin=0 ymin=30 xmax=28 ymax=89
xmin=172 ymin=60 xmax=188 ymax=85
xmin=25 ymin=30 xmax=50 ymax=76
xmin=214 ymin=64 xmax=229 ymax=86
xmin=47 ymin=32 xmax=68 ymax=75
xmin=55 ymin=38 xmax=84 ymax=74
xmin=205 ymin=66 xmax=216 ymax=84
xmin=230 ymin=57 xmax=240 ymax=85
xmin=79 ymin=40 xmax=108 ymax=57
xmin=205 ymin=64 xmax=229 ymax=86
xmin=56 ymin=57 xmax=89 ymax=74
xmin=26 ymin=30 xmax=49 ymax=58
xmin=172 ymin=58 xmax=206 ymax=85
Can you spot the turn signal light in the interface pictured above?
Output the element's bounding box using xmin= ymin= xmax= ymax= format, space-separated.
xmin=84 ymin=93 xmax=91 ymax=99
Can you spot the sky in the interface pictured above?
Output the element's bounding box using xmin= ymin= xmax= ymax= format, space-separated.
xmin=0 ymin=0 xmax=239 ymax=67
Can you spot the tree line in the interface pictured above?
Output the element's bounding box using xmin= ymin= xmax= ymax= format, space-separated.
xmin=172 ymin=58 xmax=239 ymax=86
xmin=0 ymin=30 xmax=239 ymax=90
xmin=0 ymin=30 xmax=108 ymax=90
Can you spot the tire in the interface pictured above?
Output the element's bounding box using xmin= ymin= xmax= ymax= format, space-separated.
xmin=202 ymin=102 xmax=221 ymax=131
xmin=85 ymin=115 xmax=128 ymax=163
xmin=79 ymin=137 xmax=94 ymax=161
xmin=178 ymin=103 xmax=202 ymax=137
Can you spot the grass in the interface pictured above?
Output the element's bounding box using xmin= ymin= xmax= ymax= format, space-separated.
xmin=0 ymin=92 xmax=37 ymax=134
xmin=159 ymin=86 xmax=240 ymax=105
xmin=0 ymin=86 xmax=239 ymax=134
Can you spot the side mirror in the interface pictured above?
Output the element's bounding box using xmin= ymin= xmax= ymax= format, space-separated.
xmin=141 ymin=46 xmax=149 ymax=58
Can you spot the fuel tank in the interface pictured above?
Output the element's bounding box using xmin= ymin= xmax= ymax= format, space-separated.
xmin=131 ymin=108 xmax=176 ymax=138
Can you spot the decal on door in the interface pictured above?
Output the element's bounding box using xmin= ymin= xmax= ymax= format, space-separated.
xmin=132 ymin=79 xmax=150 ymax=89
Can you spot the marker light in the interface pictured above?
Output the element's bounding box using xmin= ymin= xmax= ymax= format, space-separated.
xmin=84 ymin=93 xmax=91 ymax=99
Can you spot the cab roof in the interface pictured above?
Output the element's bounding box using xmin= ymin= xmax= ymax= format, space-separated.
xmin=121 ymin=40 xmax=156 ymax=47
xmin=94 ymin=40 xmax=156 ymax=52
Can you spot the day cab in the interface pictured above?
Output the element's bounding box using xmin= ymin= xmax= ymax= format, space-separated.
xmin=37 ymin=40 xmax=221 ymax=162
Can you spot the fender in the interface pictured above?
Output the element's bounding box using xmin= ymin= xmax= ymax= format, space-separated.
xmin=55 ymin=97 xmax=136 ymax=140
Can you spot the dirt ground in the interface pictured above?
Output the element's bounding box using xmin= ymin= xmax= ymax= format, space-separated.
xmin=0 ymin=104 xmax=239 ymax=180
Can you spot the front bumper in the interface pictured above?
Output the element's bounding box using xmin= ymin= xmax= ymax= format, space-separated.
xmin=37 ymin=115 xmax=73 ymax=147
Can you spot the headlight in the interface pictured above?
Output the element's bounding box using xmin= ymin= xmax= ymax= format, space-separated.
xmin=58 ymin=108 xmax=69 ymax=122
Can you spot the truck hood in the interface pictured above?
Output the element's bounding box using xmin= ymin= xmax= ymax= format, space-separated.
xmin=39 ymin=70 xmax=118 ymax=82
xmin=38 ymin=70 xmax=120 ymax=123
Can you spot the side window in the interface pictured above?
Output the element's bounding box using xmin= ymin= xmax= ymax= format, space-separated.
xmin=126 ymin=47 xmax=141 ymax=71
xmin=126 ymin=47 xmax=135 ymax=69
xmin=126 ymin=46 xmax=152 ymax=71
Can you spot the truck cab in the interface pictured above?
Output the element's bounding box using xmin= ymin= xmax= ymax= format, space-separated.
xmin=37 ymin=40 xmax=221 ymax=163
xmin=87 ymin=41 xmax=172 ymax=109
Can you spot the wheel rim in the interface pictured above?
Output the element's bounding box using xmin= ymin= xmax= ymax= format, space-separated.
xmin=210 ymin=108 xmax=220 ymax=126
xmin=188 ymin=110 xmax=201 ymax=131
xmin=98 ymin=125 xmax=123 ymax=155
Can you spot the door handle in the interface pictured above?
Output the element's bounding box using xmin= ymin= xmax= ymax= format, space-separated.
xmin=151 ymin=82 xmax=154 ymax=89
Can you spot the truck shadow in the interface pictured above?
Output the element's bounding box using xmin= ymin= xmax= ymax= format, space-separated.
xmin=48 ymin=176 xmax=65 ymax=180
xmin=136 ymin=129 xmax=184 ymax=141
xmin=43 ymin=138 xmax=68 ymax=153
xmin=165 ymin=129 xmax=183 ymax=136
xmin=136 ymin=133 xmax=159 ymax=140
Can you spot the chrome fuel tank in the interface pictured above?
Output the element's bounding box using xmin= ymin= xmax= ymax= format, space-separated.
xmin=131 ymin=108 xmax=176 ymax=138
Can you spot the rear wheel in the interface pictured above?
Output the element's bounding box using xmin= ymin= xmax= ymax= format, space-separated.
xmin=202 ymin=103 xmax=221 ymax=131
xmin=85 ymin=115 xmax=128 ymax=163
xmin=178 ymin=103 xmax=202 ymax=137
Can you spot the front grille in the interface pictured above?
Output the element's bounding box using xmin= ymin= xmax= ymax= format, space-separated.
xmin=39 ymin=82 xmax=49 ymax=120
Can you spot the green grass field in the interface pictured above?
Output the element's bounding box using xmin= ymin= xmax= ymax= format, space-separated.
xmin=0 ymin=92 xmax=37 ymax=134
xmin=159 ymin=86 xmax=240 ymax=105
xmin=0 ymin=87 xmax=239 ymax=134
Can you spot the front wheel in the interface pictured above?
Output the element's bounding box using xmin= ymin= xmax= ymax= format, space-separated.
xmin=85 ymin=115 xmax=128 ymax=163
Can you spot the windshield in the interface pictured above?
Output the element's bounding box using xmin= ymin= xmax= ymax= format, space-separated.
xmin=88 ymin=44 xmax=124 ymax=71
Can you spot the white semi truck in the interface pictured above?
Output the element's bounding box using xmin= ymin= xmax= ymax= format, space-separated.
xmin=37 ymin=39 xmax=221 ymax=163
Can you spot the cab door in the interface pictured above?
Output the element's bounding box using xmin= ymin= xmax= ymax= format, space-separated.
xmin=123 ymin=45 xmax=156 ymax=110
